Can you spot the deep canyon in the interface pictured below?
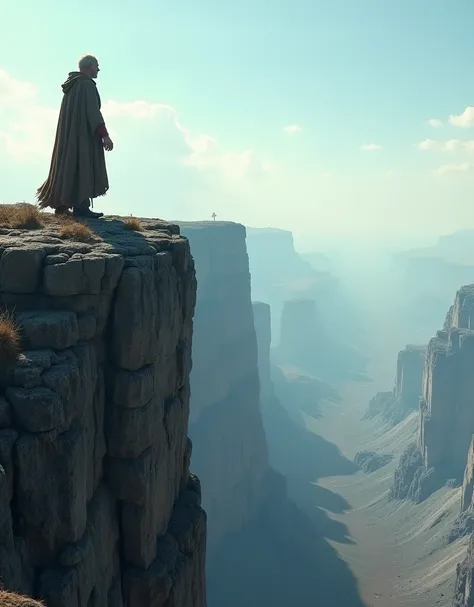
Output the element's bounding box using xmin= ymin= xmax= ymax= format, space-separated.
xmin=1 ymin=210 xmax=474 ymax=606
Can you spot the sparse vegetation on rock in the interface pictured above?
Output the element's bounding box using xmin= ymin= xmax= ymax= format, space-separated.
xmin=0 ymin=203 xmax=44 ymax=230
xmin=0 ymin=590 xmax=44 ymax=606
xmin=0 ymin=311 xmax=21 ymax=366
xmin=58 ymin=217 xmax=94 ymax=242
xmin=123 ymin=216 xmax=143 ymax=231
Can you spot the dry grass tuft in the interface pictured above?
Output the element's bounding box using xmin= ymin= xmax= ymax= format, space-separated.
xmin=0 ymin=590 xmax=45 ymax=605
xmin=58 ymin=218 xmax=94 ymax=242
xmin=123 ymin=216 xmax=143 ymax=232
xmin=0 ymin=311 xmax=21 ymax=367
xmin=0 ymin=203 xmax=44 ymax=230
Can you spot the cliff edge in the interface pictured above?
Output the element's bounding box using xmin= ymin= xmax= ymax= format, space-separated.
xmin=0 ymin=212 xmax=206 ymax=607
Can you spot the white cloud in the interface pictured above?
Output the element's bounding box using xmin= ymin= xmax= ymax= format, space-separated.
xmin=418 ymin=138 xmax=474 ymax=152
xmin=360 ymin=143 xmax=382 ymax=151
xmin=283 ymin=124 xmax=302 ymax=134
xmin=427 ymin=118 xmax=443 ymax=128
xmin=449 ymin=106 xmax=474 ymax=128
xmin=418 ymin=138 xmax=438 ymax=150
xmin=0 ymin=70 xmax=58 ymax=160
xmin=0 ymin=69 xmax=270 ymax=185
xmin=435 ymin=162 xmax=474 ymax=176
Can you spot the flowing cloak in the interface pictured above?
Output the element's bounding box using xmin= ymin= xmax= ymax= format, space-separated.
xmin=36 ymin=72 xmax=109 ymax=209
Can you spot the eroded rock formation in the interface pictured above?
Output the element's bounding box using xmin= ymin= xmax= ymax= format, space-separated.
xmin=365 ymin=344 xmax=426 ymax=425
xmin=448 ymin=290 xmax=474 ymax=607
xmin=0 ymin=217 xmax=206 ymax=607
xmin=354 ymin=451 xmax=392 ymax=473
xmin=392 ymin=285 xmax=474 ymax=504
xmin=420 ymin=286 xmax=474 ymax=479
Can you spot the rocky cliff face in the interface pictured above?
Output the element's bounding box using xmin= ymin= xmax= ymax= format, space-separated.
xmin=449 ymin=288 xmax=474 ymax=607
xmin=365 ymin=344 xmax=426 ymax=425
xmin=0 ymin=216 xmax=206 ymax=607
xmin=179 ymin=222 xmax=271 ymax=550
xmin=420 ymin=286 xmax=474 ymax=478
xmin=252 ymin=302 xmax=272 ymax=403
xmin=391 ymin=285 xmax=474 ymax=503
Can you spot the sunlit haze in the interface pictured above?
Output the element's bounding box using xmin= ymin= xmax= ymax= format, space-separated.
xmin=2 ymin=0 xmax=474 ymax=248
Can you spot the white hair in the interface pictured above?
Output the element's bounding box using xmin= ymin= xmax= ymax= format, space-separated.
xmin=78 ymin=54 xmax=98 ymax=70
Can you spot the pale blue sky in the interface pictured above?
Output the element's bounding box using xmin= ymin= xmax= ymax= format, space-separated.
xmin=1 ymin=0 xmax=474 ymax=246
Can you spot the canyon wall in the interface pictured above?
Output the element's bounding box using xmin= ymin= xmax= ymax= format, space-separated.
xmin=392 ymin=285 xmax=474 ymax=503
xmin=252 ymin=301 xmax=272 ymax=403
xmin=0 ymin=217 xmax=206 ymax=607
xmin=420 ymin=285 xmax=474 ymax=477
xmin=179 ymin=222 xmax=273 ymax=550
xmin=365 ymin=344 xmax=426 ymax=425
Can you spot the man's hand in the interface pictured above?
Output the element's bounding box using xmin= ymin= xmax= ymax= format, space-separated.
xmin=103 ymin=136 xmax=114 ymax=151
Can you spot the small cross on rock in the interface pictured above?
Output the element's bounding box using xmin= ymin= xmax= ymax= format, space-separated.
xmin=212 ymin=212 xmax=217 ymax=221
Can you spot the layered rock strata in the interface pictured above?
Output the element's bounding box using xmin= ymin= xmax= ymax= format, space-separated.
xmin=0 ymin=216 xmax=206 ymax=607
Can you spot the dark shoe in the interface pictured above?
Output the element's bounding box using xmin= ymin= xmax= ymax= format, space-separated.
xmin=55 ymin=206 xmax=72 ymax=216
xmin=73 ymin=207 xmax=104 ymax=219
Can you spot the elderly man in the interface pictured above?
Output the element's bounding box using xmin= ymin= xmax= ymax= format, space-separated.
xmin=36 ymin=55 xmax=114 ymax=219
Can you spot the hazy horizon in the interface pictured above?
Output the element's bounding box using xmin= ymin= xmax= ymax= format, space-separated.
xmin=2 ymin=0 xmax=474 ymax=245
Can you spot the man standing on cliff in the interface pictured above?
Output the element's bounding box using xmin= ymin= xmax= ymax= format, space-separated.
xmin=36 ymin=55 xmax=114 ymax=218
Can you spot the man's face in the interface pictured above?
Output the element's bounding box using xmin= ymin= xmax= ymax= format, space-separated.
xmin=89 ymin=61 xmax=100 ymax=79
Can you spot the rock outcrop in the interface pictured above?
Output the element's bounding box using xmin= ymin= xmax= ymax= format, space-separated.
xmin=0 ymin=216 xmax=206 ymax=607
xmin=391 ymin=285 xmax=474 ymax=504
xmin=179 ymin=222 xmax=272 ymax=550
xmin=420 ymin=286 xmax=474 ymax=479
xmin=364 ymin=344 xmax=426 ymax=425
xmin=354 ymin=451 xmax=392 ymax=473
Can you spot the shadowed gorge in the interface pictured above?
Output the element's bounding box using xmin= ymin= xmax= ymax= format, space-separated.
xmin=179 ymin=223 xmax=365 ymax=607
xmin=3 ymin=213 xmax=474 ymax=607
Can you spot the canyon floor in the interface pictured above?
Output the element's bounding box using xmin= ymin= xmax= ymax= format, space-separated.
xmin=280 ymin=340 xmax=469 ymax=607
